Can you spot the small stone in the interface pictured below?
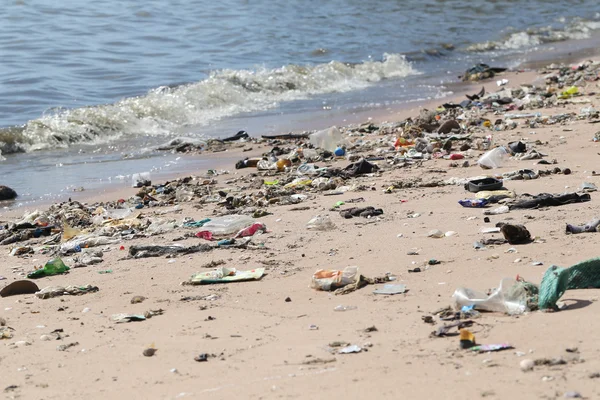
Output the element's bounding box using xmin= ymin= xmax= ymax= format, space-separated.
xmin=40 ymin=335 xmax=52 ymax=341
xmin=131 ymin=296 xmax=146 ymax=304
xmin=57 ymin=342 xmax=79 ymax=351
xmin=564 ymin=391 xmax=582 ymax=398
xmin=0 ymin=186 xmax=17 ymax=201
xmin=562 ymin=168 xmax=572 ymax=175
xmin=194 ymin=353 xmax=209 ymax=362
xmin=284 ymin=297 xmax=291 ymax=302
xmin=520 ymin=359 xmax=534 ymax=372
xmin=565 ymin=347 xmax=578 ymax=353
xmin=14 ymin=341 xmax=31 ymax=347
xmin=143 ymin=348 xmax=157 ymax=357
xmin=484 ymin=217 xmax=490 ymax=223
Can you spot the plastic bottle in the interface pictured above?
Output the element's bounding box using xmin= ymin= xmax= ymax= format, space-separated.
xmin=257 ymin=159 xmax=277 ymax=171
xmin=27 ymin=258 xmax=70 ymax=279
xmin=504 ymin=112 xmax=542 ymax=119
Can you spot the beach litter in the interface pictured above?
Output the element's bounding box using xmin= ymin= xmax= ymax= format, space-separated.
xmin=186 ymin=267 xmax=265 ymax=284
xmin=0 ymin=57 xmax=598 ymax=397
xmin=27 ymin=258 xmax=70 ymax=279
xmin=372 ymin=284 xmax=407 ymax=295
xmin=35 ymin=285 xmax=99 ymax=299
xmin=338 ymin=345 xmax=362 ymax=354
xmin=129 ymin=244 xmax=213 ymax=258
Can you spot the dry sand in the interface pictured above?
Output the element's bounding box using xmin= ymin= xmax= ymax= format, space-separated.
xmin=2 ymin=62 xmax=600 ymax=400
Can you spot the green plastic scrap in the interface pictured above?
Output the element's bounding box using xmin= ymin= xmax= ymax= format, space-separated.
xmin=183 ymin=218 xmax=211 ymax=228
xmin=538 ymin=257 xmax=600 ymax=310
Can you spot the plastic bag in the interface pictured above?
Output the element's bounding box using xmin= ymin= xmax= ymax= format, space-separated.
xmin=306 ymin=215 xmax=336 ymax=231
xmin=309 ymin=126 xmax=345 ymax=152
xmin=175 ymin=187 xmax=194 ymax=202
xmin=452 ymin=278 xmax=528 ymax=315
xmin=310 ymin=266 xmax=358 ymax=291
xmin=478 ymin=147 xmax=509 ymax=169
xmin=202 ymin=215 xmax=254 ymax=236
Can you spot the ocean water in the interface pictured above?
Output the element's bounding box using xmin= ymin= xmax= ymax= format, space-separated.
xmin=1 ymin=0 xmax=600 ymax=206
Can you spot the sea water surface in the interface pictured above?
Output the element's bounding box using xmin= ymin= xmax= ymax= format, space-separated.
xmin=1 ymin=0 xmax=600 ymax=206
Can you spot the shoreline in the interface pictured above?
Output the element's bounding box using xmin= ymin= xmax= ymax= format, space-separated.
xmin=2 ymin=40 xmax=599 ymax=214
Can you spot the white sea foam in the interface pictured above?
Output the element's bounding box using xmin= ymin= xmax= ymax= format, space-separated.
xmin=0 ymin=53 xmax=418 ymax=154
xmin=466 ymin=18 xmax=600 ymax=52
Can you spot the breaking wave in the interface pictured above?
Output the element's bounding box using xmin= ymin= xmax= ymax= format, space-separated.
xmin=0 ymin=53 xmax=418 ymax=155
xmin=466 ymin=18 xmax=600 ymax=52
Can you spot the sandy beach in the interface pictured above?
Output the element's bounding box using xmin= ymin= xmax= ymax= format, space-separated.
xmin=2 ymin=59 xmax=600 ymax=400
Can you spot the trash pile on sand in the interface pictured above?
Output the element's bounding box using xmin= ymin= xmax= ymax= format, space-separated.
xmin=2 ymin=60 xmax=600 ymax=393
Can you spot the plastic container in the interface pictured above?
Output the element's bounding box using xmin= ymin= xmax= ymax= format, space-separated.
xmin=452 ymin=278 xmax=528 ymax=315
xmin=309 ymin=126 xmax=344 ymax=152
xmin=202 ymin=215 xmax=254 ymax=236
xmin=478 ymin=147 xmax=509 ymax=169
xmin=465 ymin=177 xmax=503 ymax=193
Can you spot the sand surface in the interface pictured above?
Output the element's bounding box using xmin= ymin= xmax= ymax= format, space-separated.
xmin=2 ymin=62 xmax=600 ymax=400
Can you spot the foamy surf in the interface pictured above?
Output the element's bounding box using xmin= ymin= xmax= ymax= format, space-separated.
xmin=0 ymin=53 xmax=418 ymax=156
xmin=466 ymin=18 xmax=600 ymax=52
